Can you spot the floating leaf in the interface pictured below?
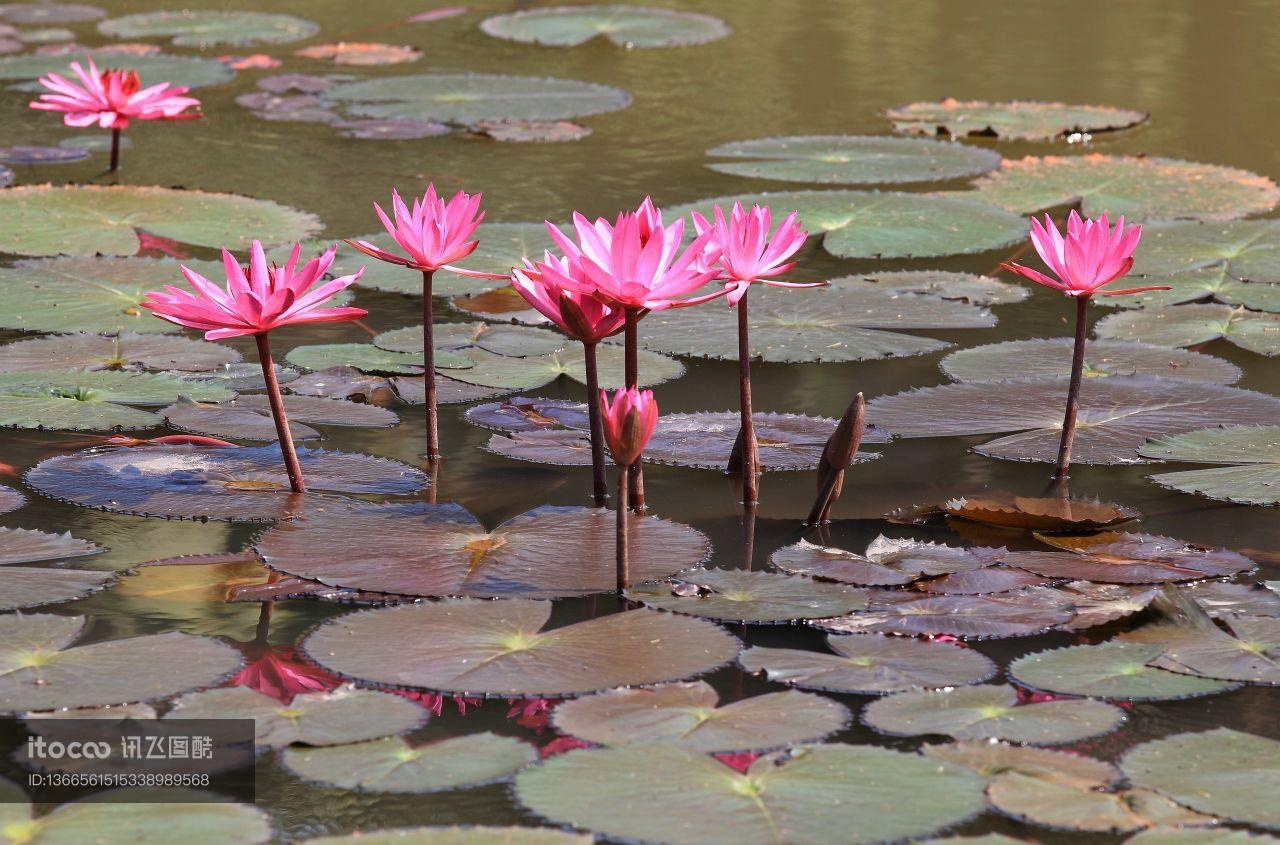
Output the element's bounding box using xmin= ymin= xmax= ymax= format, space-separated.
xmin=284 ymin=366 xmax=397 ymax=402
xmin=922 ymin=740 xmax=1119 ymax=788
xmin=168 ymin=686 xmax=427 ymax=747
xmin=1154 ymin=615 xmax=1280 ymax=685
xmin=465 ymin=397 xmax=589 ymax=433
xmin=1122 ymin=728 xmax=1280 ymax=829
xmin=1055 ymin=581 xmax=1161 ymax=630
xmin=644 ymin=411 xmax=887 ymax=471
xmin=668 ymin=189 xmax=1026 ymax=259
xmin=25 ymin=444 xmax=429 ymax=521
xmin=485 ymin=429 xmax=596 ymax=466
xmin=0 ymin=332 xmax=240 ymax=374
xmin=1100 ymin=265 xmax=1280 ymax=311
xmin=117 ymin=552 xmax=269 ymax=604
xmin=1130 ymin=219 xmax=1280 ymax=282
xmin=301 ymin=827 xmax=594 ymax=845
xmin=302 ymin=599 xmax=741 ymax=698
xmin=180 ymin=362 xmax=299 ymax=392
xmin=162 ymin=394 xmax=398 ymax=442
xmin=1008 ymin=641 xmax=1236 ymax=700
xmin=480 ymin=5 xmax=729 ymax=47
xmin=885 ymin=99 xmax=1148 ymax=141
xmin=626 ymin=569 xmax=867 ymax=624
xmin=0 ymin=485 xmax=23 ymax=514
xmin=0 ymin=613 xmax=240 ymax=712
xmin=236 ymin=91 xmax=339 ymax=124
xmin=1139 ymin=425 xmax=1280 ymax=505
xmin=284 ymin=732 xmax=535 ymax=793
xmin=940 ymin=339 xmax=1240 ymax=384
xmin=0 ymin=527 xmax=101 ymax=564
xmin=99 ymin=10 xmax=319 ymax=46
xmin=705 ymin=135 xmax=1001 ymax=184
xmin=988 ymin=773 xmax=1213 ymax=833
xmin=257 ymin=72 xmax=335 ymax=94
xmin=0 ymin=369 xmax=230 ymax=431
xmin=296 ymin=42 xmax=422 ymax=65
xmin=325 ymin=73 xmax=631 ymax=124
xmin=515 ymin=743 xmax=986 ymax=845
xmin=0 ymin=49 xmax=234 ymax=88
xmin=393 ymin=373 xmax=514 ymax=405
xmin=0 ymin=4 xmax=105 ymax=24
xmin=738 ymin=633 xmax=995 ymax=694
xmin=852 ymin=269 xmax=1030 ymax=305
xmin=1185 ymin=581 xmax=1280 ymax=619
xmin=1126 ymin=829 xmax=1280 ymax=844
xmin=452 ymin=346 xmax=683 ymax=390
xmin=450 ymin=285 xmax=553 ymax=324
xmin=1005 ymin=531 xmax=1253 ymax=584
xmin=770 ymin=539 xmax=917 ymax=587
xmin=377 ymin=322 xmax=566 ymax=358
xmin=862 ymin=684 xmax=1125 ymax=744
xmin=337 ymin=118 xmax=451 ymax=140
xmin=0 ymin=567 xmax=114 ymax=611
xmin=284 ymin=342 xmax=465 ymax=374
xmin=639 ymin=278 xmax=995 ymax=362
xmin=0 ymin=185 xmax=321 ymax=257
xmin=256 ymin=501 xmax=708 ymax=599
xmin=869 ymin=376 xmax=1280 ymax=464
xmin=918 ymin=566 xmax=1050 ymax=595
xmin=819 ymin=590 xmax=1074 ymax=639
xmin=938 ymin=492 xmax=1140 ymax=531
xmin=1094 ymin=303 xmax=1280 ymax=356
xmin=0 ymin=144 xmax=85 ymax=163
xmin=551 ymin=682 xmax=849 ymax=753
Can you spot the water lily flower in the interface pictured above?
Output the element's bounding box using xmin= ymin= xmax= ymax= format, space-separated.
xmin=601 ymin=387 xmax=659 ymax=591
xmin=690 ymin=202 xmax=820 ymax=506
xmin=1000 ymin=212 xmax=1166 ymax=481
xmin=142 ymin=241 xmax=367 ymax=493
xmin=346 ymin=184 xmax=504 ymax=461
xmin=29 ymin=58 xmax=201 ymax=171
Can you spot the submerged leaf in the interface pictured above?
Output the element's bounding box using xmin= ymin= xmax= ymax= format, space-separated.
xmin=1130 ymin=219 xmax=1280 ymax=283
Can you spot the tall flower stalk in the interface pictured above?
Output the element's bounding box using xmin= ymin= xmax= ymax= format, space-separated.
xmin=347 ymin=185 xmax=503 ymax=461
xmin=141 ymin=241 xmax=367 ymax=492
xmin=600 ymin=387 xmax=659 ymax=590
xmin=1002 ymin=211 xmax=1165 ymax=480
xmin=692 ymin=203 xmax=817 ymax=505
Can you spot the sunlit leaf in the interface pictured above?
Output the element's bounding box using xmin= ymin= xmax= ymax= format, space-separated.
xmin=0 ymin=332 xmax=240 ymax=374
xmin=1140 ymin=425 xmax=1280 ymax=505
xmin=626 ymin=569 xmax=867 ymax=624
xmin=1009 ymin=641 xmax=1236 ymax=700
xmin=0 ymin=369 xmax=231 ymax=431
xmin=296 ymin=42 xmax=422 ymax=65
xmin=1130 ymin=219 xmax=1280 ymax=283
xmin=480 ymin=5 xmax=730 ymax=48
xmin=1094 ymin=303 xmax=1280 ymax=356
xmin=705 ymin=135 xmax=1001 ymax=184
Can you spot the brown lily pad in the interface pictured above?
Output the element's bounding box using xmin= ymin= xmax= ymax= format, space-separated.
xmin=1001 ymin=532 xmax=1255 ymax=584
xmin=885 ymin=99 xmax=1148 ymax=141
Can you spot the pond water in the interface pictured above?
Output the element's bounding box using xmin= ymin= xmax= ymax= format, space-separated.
xmin=0 ymin=0 xmax=1278 ymax=843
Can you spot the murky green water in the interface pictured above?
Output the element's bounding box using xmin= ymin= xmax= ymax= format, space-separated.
xmin=1 ymin=0 xmax=1279 ymax=841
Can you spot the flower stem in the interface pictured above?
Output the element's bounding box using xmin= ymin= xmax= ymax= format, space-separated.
xmin=736 ymin=289 xmax=760 ymax=506
xmin=108 ymin=128 xmax=120 ymax=173
xmin=422 ymin=269 xmax=439 ymax=462
xmin=583 ymin=341 xmax=607 ymax=506
xmin=616 ymin=463 xmax=630 ymax=591
xmin=1054 ymin=296 xmax=1090 ymax=481
xmin=623 ymin=307 xmax=645 ymax=512
xmin=254 ymin=332 xmax=305 ymax=493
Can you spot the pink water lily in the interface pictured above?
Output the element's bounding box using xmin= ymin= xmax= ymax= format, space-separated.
xmin=1001 ymin=211 xmax=1163 ymax=298
xmin=346 ymin=185 xmax=502 ymax=277
xmin=691 ymin=202 xmax=818 ymax=306
xmin=512 ymin=253 xmax=628 ymax=344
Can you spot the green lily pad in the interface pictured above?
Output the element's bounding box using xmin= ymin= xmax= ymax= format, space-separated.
xmin=377 ymin=322 xmax=566 ymax=358
xmin=1141 ymin=425 xmax=1280 ymax=505
xmin=668 ymin=190 xmax=1026 ymax=259
xmin=0 ymin=185 xmax=321 ymax=257
xmin=988 ymin=773 xmax=1213 ymax=833
xmin=283 ymin=732 xmax=535 ymax=793
xmin=626 ymin=569 xmax=868 ymax=624
xmin=480 ymin=5 xmax=729 ymax=48
xmin=885 ymin=99 xmax=1148 ymax=141
xmin=644 ymin=411 xmax=887 ymax=471
xmin=969 ymin=154 xmax=1280 ymax=221
xmin=1095 ymin=304 xmax=1280 ymax=357
xmin=0 ymin=369 xmax=231 ymax=431
xmin=167 ymin=686 xmax=427 ymax=747
xmin=0 ymin=527 xmax=102 ymax=565
xmin=922 ymin=740 xmax=1119 ymax=788
xmin=817 ymin=590 xmax=1074 ymax=639
xmin=515 ymin=743 xmax=986 ymax=845
xmin=1055 ymin=581 xmax=1162 ymax=630
xmin=301 ymin=827 xmax=594 ymax=845
xmin=0 ymin=567 xmax=115 ymax=611
xmin=551 ymin=682 xmax=849 ymax=753
xmin=852 ymin=269 xmax=1030 ymax=305
xmin=868 ymin=376 xmax=1280 ymax=464
xmin=325 ymin=73 xmax=631 ymax=124
xmin=255 ymin=501 xmax=708 ymax=599
xmin=738 ymin=633 xmax=996 ymax=694
xmin=452 ymin=345 xmax=683 ymax=390
xmin=940 ymin=339 xmax=1241 ymax=384
xmin=1131 ymin=219 xmax=1280 ymax=282
xmin=0 ymin=613 xmax=241 ymax=712
xmin=1008 ymin=641 xmax=1237 ymax=700
xmin=705 ymin=135 xmax=1001 ymax=184
xmin=1122 ymin=728 xmax=1280 ymax=829
xmin=25 ymin=444 xmax=430 ymax=521
xmin=161 ymin=394 xmax=399 ymax=442
xmin=99 ymin=10 xmax=319 ymax=46
xmin=1100 ymin=265 xmax=1280 ymax=311
xmin=639 ymin=277 xmax=995 ymax=363
xmin=1154 ymin=615 xmax=1280 ymax=685
xmin=0 ymin=332 xmax=241 ymax=373
xmin=285 ymin=341 xmax=472 ymax=373
xmin=303 ymin=599 xmax=741 ymax=698
xmin=862 ymin=683 xmax=1125 ymax=744
xmin=0 ymin=49 xmax=234 ymax=89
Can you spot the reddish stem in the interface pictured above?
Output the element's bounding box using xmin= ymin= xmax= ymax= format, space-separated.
xmin=422 ymin=269 xmax=440 ymax=462
xmin=1054 ymin=296 xmax=1090 ymax=481
xmin=254 ymin=332 xmax=305 ymax=493
xmin=108 ymin=128 xmax=121 ymax=173
xmin=623 ymin=307 xmax=645 ymax=512
xmin=583 ymin=341 xmax=607 ymax=506
xmin=736 ymin=289 xmax=760 ymax=505
xmin=616 ymin=464 xmax=630 ymax=591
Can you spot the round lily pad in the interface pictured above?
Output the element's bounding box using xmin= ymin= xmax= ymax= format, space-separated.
xmin=0 ymin=185 xmax=321 ymax=257
xmin=0 ymin=369 xmax=230 ymax=431
xmin=301 ymin=827 xmax=594 ymax=845
xmin=922 ymin=740 xmax=1119 ymax=788
xmin=337 ymin=118 xmax=451 ymax=139
xmin=644 ymin=411 xmax=888 ymax=471
xmin=0 ymin=527 xmax=101 ymax=564
xmin=484 ymin=429 xmax=597 ymax=466
xmin=25 ymin=444 xmax=430 ymax=521
xmin=705 ymin=135 xmax=1001 ymax=184
xmin=551 ymin=682 xmax=849 ymax=753
xmin=862 ymin=684 xmax=1125 ymax=744
xmin=868 ymin=375 xmax=1280 ymax=464
xmin=1100 ymin=265 xmax=1280 ymax=311
xmin=0 ymin=485 xmax=23 ymax=514
xmin=1122 ymin=728 xmax=1280 ymax=829
xmin=255 ymin=501 xmax=709 ymax=599
xmin=1002 ymin=531 xmax=1253 ymax=584
xmin=392 ymin=373 xmax=514 ymax=405
xmin=0 ymin=49 xmax=234 ymax=88
xmin=515 ymin=743 xmax=986 ymax=845
xmin=376 ymin=322 xmax=566 ymax=358
xmin=1094 ymin=304 xmax=1280 ymax=357
xmin=0 ymin=332 xmax=240 ymax=374
xmin=0 ymin=566 xmax=115 ymax=611
xmin=453 ymin=346 xmax=683 ymax=390
xmin=852 ymin=269 xmax=1030 ymax=305
xmin=1127 ymin=829 xmax=1280 ymax=844
xmin=1130 ymin=219 xmax=1280 ymax=282
xmin=302 ymin=599 xmax=741 ymax=698
xmin=465 ymin=397 xmax=589 ymax=433
xmin=969 ymin=154 xmax=1280 ymax=221
xmin=940 ymin=339 xmax=1241 ymax=384
xmin=885 ymin=99 xmax=1149 ymax=141
xmin=59 ymin=133 xmax=134 ymax=152
xmin=987 ymin=773 xmax=1213 ymax=833
xmin=818 ymin=591 xmax=1075 ymax=639
xmin=626 ymin=569 xmax=868 ymax=624
xmin=168 ymin=686 xmax=427 ymax=747
xmin=0 ymin=613 xmax=241 ymax=712
xmin=1154 ymin=615 xmax=1280 ymax=685
xmin=284 ymin=342 xmax=461 ymax=374
xmin=1055 ymin=581 xmax=1161 ymax=630
xmin=639 ymin=278 xmax=995 ymax=363
xmin=918 ymin=566 xmax=1050 ymax=595
xmin=1008 ymin=641 xmax=1237 ymax=700
xmin=0 ymin=144 xmax=85 ymax=164
xmin=668 ymin=190 xmax=1026 ymax=259
xmin=1141 ymin=425 xmax=1280 ymax=505
xmin=180 ymin=362 xmax=299 ymax=392
xmin=284 ymin=732 xmax=535 ymax=793
xmin=738 ymin=633 xmax=996 ymax=694
xmin=162 ymin=394 xmax=398 ymax=442
xmin=480 ymin=5 xmax=729 ymax=48
xmin=99 ymin=10 xmax=319 ymax=46
xmin=772 ymin=536 xmax=995 ymax=586
xmin=470 ymin=118 xmax=591 ymax=143
xmin=325 ymin=73 xmax=631 ymax=124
